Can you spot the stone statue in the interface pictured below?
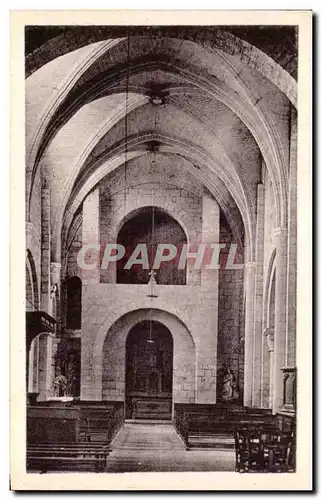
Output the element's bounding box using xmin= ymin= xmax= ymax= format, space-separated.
xmin=53 ymin=367 xmax=68 ymax=397
xmin=221 ymin=369 xmax=239 ymax=401
xmin=62 ymin=354 xmax=78 ymax=396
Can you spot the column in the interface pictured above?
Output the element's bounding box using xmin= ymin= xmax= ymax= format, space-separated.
xmin=37 ymin=333 xmax=53 ymax=401
xmin=195 ymin=193 xmax=219 ymax=403
xmin=272 ymin=227 xmax=288 ymax=413
xmin=264 ymin=327 xmax=275 ymax=409
xmin=252 ymin=184 xmax=265 ymax=406
xmin=41 ymin=181 xmax=51 ymax=311
xmin=37 ymin=181 xmax=53 ymax=400
xmin=81 ymin=188 xmax=100 ymax=400
xmin=82 ymin=188 xmax=100 ymax=284
xmin=286 ymin=108 xmax=297 ymax=367
xmin=260 ymin=331 xmax=270 ymax=408
xmin=243 ymin=261 xmax=256 ymax=406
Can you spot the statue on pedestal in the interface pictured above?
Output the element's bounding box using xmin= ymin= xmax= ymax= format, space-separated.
xmin=62 ymin=353 xmax=78 ymax=396
xmin=221 ymin=369 xmax=239 ymax=401
xmin=53 ymin=366 xmax=67 ymax=397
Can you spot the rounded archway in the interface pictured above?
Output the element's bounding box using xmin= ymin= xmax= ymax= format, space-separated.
xmin=125 ymin=320 xmax=173 ymax=419
xmin=99 ymin=308 xmax=196 ymax=407
xmin=116 ymin=206 xmax=187 ymax=285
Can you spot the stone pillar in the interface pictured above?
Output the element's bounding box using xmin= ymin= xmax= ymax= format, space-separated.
xmin=82 ymin=188 xmax=100 ymax=284
xmin=28 ymin=341 xmax=34 ymax=392
xmin=264 ymin=327 xmax=275 ymax=409
xmin=272 ymin=227 xmax=288 ymax=413
xmin=37 ymin=333 xmax=53 ymax=401
xmin=36 ymin=182 xmax=53 ymax=400
xmin=41 ymin=181 xmax=51 ymax=311
xmin=31 ymin=337 xmax=39 ymax=393
xmin=201 ymin=191 xmax=220 ymax=286
xmin=252 ymin=184 xmax=265 ymax=406
xmin=243 ymin=261 xmax=256 ymax=406
xmin=286 ymin=108 xmax=297 ymax=367
xmin=195 ymin=192 xmax=219 ymax=403
xmin=260 ymin=332 xmax=270 ymax=408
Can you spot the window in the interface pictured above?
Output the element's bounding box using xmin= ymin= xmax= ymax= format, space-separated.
xmin=117 ymin=207 xmax=187 ymax=285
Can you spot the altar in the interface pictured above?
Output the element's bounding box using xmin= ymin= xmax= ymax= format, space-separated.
xmin=132 ymin=396 xmax=172 ymax=420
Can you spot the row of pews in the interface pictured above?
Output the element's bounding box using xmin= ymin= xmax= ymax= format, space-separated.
xmin=173 ymin=404 xmax=296 ymax=473
xmin=27 ymin=401 xmax=124 ymax=473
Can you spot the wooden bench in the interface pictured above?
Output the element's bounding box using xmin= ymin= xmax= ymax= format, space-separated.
xmin=79 ymin=404 xmax=124 ymax=443
xmin=27 ymin=456 xmax=105 ymax=473
xmin=27 ymin=443 xmax=111 ymax=473
xmin=173 ymin=405 xmax=276 ymax=450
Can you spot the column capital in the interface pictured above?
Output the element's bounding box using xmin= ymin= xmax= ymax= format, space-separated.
xmin=245 ymin=261 xmax=257 ymax=269
xmin=50 ymin=263 xmax=61 ymax=298
xmin=274 ymin=226 xmax=288 ymax=237
xmin=245 ymin=260 xmax=257 ymax=267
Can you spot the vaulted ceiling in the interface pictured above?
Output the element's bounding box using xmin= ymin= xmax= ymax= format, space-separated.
xmin=25 ymin=27 xmax=297 ymax=262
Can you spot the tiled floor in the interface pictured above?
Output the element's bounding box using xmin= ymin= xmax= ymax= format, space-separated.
xmin=105 ymin=422 xmax=235 ymax=472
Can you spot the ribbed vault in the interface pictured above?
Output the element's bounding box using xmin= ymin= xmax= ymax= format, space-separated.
xmin=25 ymin=29 xmax=297 ymax=264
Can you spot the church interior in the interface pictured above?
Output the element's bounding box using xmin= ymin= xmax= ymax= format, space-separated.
xmin=25 ymin=25 xmax=297 ymax=473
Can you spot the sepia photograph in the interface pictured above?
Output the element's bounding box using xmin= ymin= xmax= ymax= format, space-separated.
xmin=10 ymin=9 xmax=312 ymax=490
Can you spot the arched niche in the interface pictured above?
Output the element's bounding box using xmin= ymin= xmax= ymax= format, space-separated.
xmin=100 ymin=308 xmax=196 ymax=406
xmin=116 ymin=206 xmax=187 ymax=285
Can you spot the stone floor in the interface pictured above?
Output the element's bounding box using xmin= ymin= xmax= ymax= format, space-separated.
xmin=104 ymin=422 xmax=235 ymax=472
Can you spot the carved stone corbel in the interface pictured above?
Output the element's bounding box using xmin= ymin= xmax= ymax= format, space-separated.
xmin=50 ymin=262 xmax=61 ymax=298
xmin=264 ymin=327 xmax=274 ymax=352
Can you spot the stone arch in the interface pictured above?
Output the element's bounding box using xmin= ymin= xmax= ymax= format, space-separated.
xmin=40 ymin=61 xmax=285 ymax=230
xmin=59 ymin=135 xmax=253 ymax=262
xmin=115 ymin=206 xmax=188 ymax=286
xmin=115 ymin=204 xmax=189 ymax=243
xmin=26 ymin=28 xmax=296 ymax=106
xmin=26 ymin=250 xmax=40 ymax=392
xmin=27 ymin=38 xmax=289 ymax=233
xmin=98 ymin=308 xmax=196 ymax=403
xmin=26 ymin=249 xmax=39 ymax=310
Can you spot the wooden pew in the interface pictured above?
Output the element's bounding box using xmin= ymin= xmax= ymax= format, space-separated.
xmin=78 ymin=403 xmax=124 ymax=444
xmin=27 ymin=456 xmax=105 ymax=473
xmin=27 ymin=443 xmax=111 ymax=473
xmin=173 ymin=405 xmax=276 ymax=450
xmin=26 ymin=401 xmax=125 ymax=472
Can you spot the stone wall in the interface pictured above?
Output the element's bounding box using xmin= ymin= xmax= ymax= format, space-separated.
xmin=80 ymin=158 xmax=221 ymax=403
xmin=81 ymin=283 xmax=218 ymax=403
xmin=57 ymin=153 xmax=250 ymax=404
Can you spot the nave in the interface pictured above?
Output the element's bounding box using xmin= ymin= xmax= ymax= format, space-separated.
xmin=103 ymin=421 xmax=235 ymax=473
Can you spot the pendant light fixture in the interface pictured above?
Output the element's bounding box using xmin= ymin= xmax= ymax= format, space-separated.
xmin=145 ymin=84 xmax=162 ymax=343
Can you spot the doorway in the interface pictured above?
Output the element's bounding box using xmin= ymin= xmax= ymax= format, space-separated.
xmin=125 ymin=320 xmax=173 ymax=419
